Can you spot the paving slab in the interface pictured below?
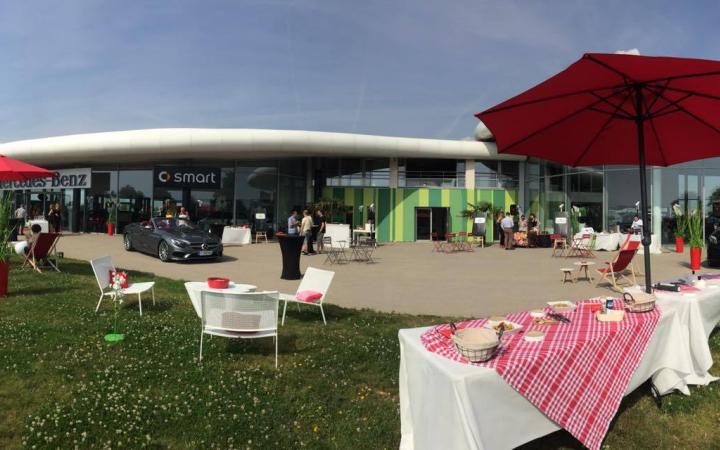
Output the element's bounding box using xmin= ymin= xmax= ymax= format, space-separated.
xmin=57 ymin=234 xmax=714 ymax=318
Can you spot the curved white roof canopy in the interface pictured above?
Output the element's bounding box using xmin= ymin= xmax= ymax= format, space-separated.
xmin=0 ymin=128 xmax=522 ymax=167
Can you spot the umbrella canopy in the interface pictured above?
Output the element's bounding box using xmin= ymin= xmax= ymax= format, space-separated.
xmin=0 ymin=155 xmax=54 ymax=181
xmin=476 ymin=53 xmax=720 ymax=292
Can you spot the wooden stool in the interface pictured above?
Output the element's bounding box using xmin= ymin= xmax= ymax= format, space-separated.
xmin=255 ymin=230 xmax=268 ymax=244
xmin=552 ymin=237 xmax=567 ymax=257
xmin=561 ymin=268 xmax=575 ymax=284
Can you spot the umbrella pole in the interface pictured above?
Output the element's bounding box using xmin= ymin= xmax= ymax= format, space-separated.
xmin=636 ymin=86 xmax=653 ymax=293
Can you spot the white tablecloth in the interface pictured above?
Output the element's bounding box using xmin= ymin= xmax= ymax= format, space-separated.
xmin=27 ymin=219 xmax=49 ymax=233
xmin=184 ymin=281 xmax=257 ymax=318
xmin=593 ymin=232 xmax=623 ymax=251
xmin=399 ymin=301 xmax=715 ymax=450
xmin=221 ymin=227 xmax=251 ymax=245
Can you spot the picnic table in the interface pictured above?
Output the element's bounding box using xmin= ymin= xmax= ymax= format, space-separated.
xmin=399 ymin=279 xmax=720 ymax=450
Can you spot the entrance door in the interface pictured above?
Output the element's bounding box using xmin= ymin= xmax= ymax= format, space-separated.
xmin=415 ymin=207 xmax=449 ymax=241
xmin=431 ymin=207 xmax=449 ymax=239
xmin=416 ymin=208 xmax=431 ymax=240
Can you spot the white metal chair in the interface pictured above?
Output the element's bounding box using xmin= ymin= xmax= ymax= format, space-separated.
xmin=90 ymin=256 xmax=156 ymax=316
xmin=280 ymin=267 xmax=334 ymax=326
xmin=199 ymin=290 xmax=280 ymax=368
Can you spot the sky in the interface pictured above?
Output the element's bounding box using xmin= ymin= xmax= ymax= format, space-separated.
xmin=0 ymin=0 xmax=719 ymax=143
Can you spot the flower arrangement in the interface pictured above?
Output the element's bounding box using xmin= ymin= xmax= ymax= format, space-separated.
xmin=105 ymin=271 xmax=127 ymax=342
xmin=672 ymin=203 xmax=687 ymax=238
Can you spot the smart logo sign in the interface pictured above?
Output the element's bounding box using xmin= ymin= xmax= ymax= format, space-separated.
xmin=153 ymin=167 xmax=221 ymax=189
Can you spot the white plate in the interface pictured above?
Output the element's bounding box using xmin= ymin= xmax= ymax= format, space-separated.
xmin=547 ymin=300 xmax=576 ymax=311
xmin=483 ymin=320 xmax=523 ymax=334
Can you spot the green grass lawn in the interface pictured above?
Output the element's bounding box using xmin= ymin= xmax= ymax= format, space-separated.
xmin=0 ymin=257 xmax=719 ymax=449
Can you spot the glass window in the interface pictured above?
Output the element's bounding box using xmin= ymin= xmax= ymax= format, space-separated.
xmin=404 ymin=159 xmax=459 ymax=187
xmin=605 ymin=167 xmax=643 ymax=233
xmin=499 ymin=161 xmax=519 ymax=188
xmin=86 ymin=171 xmax=118 ymax=232
xmin=365 ymin=159 xmax=390 ymax=187
xmin=118 ymin=170 xmax=152 ymax=230
xmin=236 ymin=164 xmax=275 ymax=229
xmin=340 ymin=159 xmax=364 ymax=186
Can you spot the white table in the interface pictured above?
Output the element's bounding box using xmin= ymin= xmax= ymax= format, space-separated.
xmin=352 ymin=229 xmax=372 ymax=243
xmin=221 ymin=227 xmax=251 ymax=245
xmin=593 ymin=232 xmax=623 ymax=251
xmin=399 ymin=302 xmax=714 ymax=450
xmin=27 ymin=219 xmax=49 ymax=233
xmin=184 ymin=281 xmax=257 ymax=318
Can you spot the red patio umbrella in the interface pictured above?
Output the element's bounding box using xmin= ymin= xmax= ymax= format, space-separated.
xmin=476 ymin=53 xmax=720 ymax=293
xmin=0 ymin=155 xmax=54 ymax=181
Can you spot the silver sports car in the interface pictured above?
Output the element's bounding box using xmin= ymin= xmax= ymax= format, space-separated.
xmin=123 ymin=218 xmax=223 ymax=262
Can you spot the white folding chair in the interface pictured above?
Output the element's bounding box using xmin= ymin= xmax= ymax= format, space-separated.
xmin=280 ymin=267 xmax=335 ymax=326
xmin=199 ymin=290 xmax=280 ymax=368
xmin=90 ymin=256 xmax=156 ymax=316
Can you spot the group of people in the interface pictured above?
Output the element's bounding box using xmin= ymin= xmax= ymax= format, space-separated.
xmin=14 ymin=203 xmax=63 ymax=233
xmin=496 ymin=211 xmax=540 ymax=249
xmin=287 ymin=208 xmax=327 ymax=255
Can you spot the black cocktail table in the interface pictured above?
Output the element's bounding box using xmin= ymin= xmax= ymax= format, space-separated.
xmin=277 ymin=234 xmax=304 ymax=280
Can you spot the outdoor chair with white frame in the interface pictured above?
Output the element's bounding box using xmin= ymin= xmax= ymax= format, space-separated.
xmin=281 ymin=267 xmax=335 ymax=326
xmin=199 ymin=290 xmax=280 ymax=368
xmin=90 ymin=256 xmax=156 ymax=316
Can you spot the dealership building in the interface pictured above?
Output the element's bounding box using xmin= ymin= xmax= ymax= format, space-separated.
xmin=0 ymin=127 xmax=717 ymax=245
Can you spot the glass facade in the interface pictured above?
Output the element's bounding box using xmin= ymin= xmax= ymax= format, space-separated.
xmin=525 ymin=158 xmax=720 ymax=247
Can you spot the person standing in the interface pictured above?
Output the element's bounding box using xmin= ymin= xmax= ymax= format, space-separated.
xmin=300 ymin=209 xmax=314 ymax=255
xmin=14 ymin=203 xmax=26 ymax=234
xmin=496 ymin=211 xmax=505 ymax=247
xmin=316 ymin=209 xmax=327 ymax=254
xmin=501 ymin=212 xmax=515 ymax=250
xmin=177 ymin=207 xmax=190 ymax=223
xmin=287 ymin=209 xmax=299 ymax=235
xmin=47 ymin=204 xmax=59 ymax=233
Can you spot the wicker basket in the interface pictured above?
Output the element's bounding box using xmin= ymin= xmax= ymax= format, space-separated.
xmin=623 ymin=292 xmax=656 ymax=313
xmin=450 ymin=324 xmax=503 ymax=363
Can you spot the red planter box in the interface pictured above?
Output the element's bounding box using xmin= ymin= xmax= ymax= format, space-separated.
xmin=690 ymin=247 xmax=702 ymax=271
xmin=0 ymin=260 xmax=9 ymax=297
xmin=675 ymin=236 xmax=684 ymax=253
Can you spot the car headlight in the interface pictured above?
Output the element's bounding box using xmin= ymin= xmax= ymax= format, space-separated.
xmin=171 ymin=238 xmax=190 ymax=248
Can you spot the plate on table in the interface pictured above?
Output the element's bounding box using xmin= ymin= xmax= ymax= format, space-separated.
xmin=547 ymin=300 xmax=576 ymax=312
xmin=483 ymin=319 xmax=523 ymax=334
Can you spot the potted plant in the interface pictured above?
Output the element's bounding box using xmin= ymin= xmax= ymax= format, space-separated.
xmin=672 ymin=203 xmax=686 ymax=253
xmin=0 ymin=192 xmax=15 ymax=297
xmin=569 ymin=205 xmax=581 ymax=237
xmin=687 ymin=208 xmax=703 ymax=271
xmin=460 ymin=201 xmax=491 ymax=237
xmin=107 ymin=200 xmax=117 ymax=236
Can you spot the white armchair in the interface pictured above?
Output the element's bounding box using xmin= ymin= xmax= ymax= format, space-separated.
xmin=280 ymin=267 xmax=335 ymax=326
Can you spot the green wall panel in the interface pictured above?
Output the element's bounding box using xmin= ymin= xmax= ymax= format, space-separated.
xmin=429 ymin=189 xmax=441 ymax=206
xmin=403 ymin=188 xmax=419 ymax=241
xmin=377 ymin=189 xmax=390 ymax=242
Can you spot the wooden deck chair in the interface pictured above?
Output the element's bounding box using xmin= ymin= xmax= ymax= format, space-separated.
xmin=22 ymin=233 xmax=61 ymax=273
xmin=595 ymin=243 xmax=641 ymax=292
xmin=280 ymin=267 xmax=334 ymax=325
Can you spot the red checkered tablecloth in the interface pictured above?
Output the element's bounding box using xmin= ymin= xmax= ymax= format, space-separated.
xmin=421 ymin=299 xmax=660 ymax=450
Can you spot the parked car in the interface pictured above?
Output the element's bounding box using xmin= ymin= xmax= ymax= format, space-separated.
xmin=123 ymin=218 xmax=223 ymax=262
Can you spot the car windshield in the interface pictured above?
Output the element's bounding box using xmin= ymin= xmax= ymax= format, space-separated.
xmin=152 ymin=218 xmax=198 ymax=231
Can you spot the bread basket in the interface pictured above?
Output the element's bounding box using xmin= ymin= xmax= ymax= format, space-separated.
xmin=450 ymin=322 xmax=503 ymax=363
xmin=623 ymin=292 xmax=656 ymax=313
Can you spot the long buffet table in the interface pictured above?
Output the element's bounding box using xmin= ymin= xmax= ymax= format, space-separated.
xmin=399 ymin=280 xmax=720 ymax=450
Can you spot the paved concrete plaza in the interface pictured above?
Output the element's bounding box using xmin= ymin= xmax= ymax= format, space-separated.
xmin=57 ymin=234 xmax=715 ymax=318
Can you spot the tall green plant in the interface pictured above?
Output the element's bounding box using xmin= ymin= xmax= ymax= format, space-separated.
xmin=686 ymin=208 xmax=704 ymax=248
xmin=569 ymin=205 xmax=581 ymax=236
xmin=459 ymin=201 xmax=492 ymax=218
xmin=314 ymin=197 xmax=350 ymax=223
xmin=0 ymin=191 xmax=15 ymax=262
xmin=672 ymin=203 xmax=687 ymax=238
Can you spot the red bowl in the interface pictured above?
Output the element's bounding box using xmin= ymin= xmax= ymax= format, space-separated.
xmin=207 ymin=277 xmax=230 ymax=289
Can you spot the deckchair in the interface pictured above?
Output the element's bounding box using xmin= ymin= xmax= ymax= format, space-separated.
xmin=280 ymin=267 xmax=334 ymax=325
xmin=22 ymin=233 xmax=61 ymax=273
xmin=595 ymin=241 xmax=641 ymax=291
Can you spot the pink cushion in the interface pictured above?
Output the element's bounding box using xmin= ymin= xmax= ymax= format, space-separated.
xmin=296 ymin=290 xmax=323 ymax=303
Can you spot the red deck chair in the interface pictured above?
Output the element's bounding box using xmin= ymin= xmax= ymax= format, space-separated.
xmin=595 ymin=243 xmax=640 ymax=292
xmin=22 ymin=233 xmax=61 ymax=273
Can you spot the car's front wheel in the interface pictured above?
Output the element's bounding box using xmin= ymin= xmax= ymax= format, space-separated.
xmin=158 ymin=241 xmax=171 ymax=262
xmin=123 ymin=234 xmax=134 ymax=251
